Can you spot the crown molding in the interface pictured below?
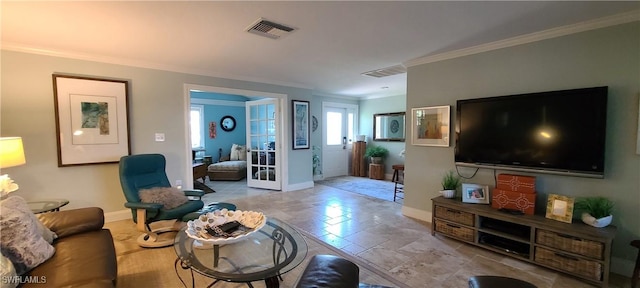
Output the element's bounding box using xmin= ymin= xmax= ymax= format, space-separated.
xmin=1 ymin=42 xmax=314 ymax=90
xmin=404 ymin=10 xmax=640 ymax=68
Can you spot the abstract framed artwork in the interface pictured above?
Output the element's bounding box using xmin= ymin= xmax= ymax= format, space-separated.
xmin=411 ymin=105 xmax=450 ymax=146
xmin=292 ymin=100 xmax=310 ymax=150
xmin=545 ymin=194 xmax=575 ymax=223
xmin=462 ymin=183 xmax=490 ymax=204
xmin=52 ymin=74 xmax=130 ymax=167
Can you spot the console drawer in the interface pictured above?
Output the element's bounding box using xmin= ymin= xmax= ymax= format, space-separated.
xmin=536 ymin=229 xmax=603 ymax=259
xmin=534 ymin=247 xmax=602 ymax=281
xmin=435 ymin=219 xmax=474 ymax=242
xmin=434 ymin=205 xmax=474 ymax=226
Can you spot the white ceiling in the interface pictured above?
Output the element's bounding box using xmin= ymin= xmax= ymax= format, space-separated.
xmin=2 ymin=1 xmax=639 ymax=99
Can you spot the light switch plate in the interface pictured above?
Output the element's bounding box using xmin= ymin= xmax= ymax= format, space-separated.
xmin=155 ymin=133 xmax=165 ymax=142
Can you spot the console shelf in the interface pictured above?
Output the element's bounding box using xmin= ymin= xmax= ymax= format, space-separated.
xmin=432 ymin=196 xmax=616 ymax=287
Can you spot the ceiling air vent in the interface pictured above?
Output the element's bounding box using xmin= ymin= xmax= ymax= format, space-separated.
xmin=361 ymin=65 xmax=407 ymax=78
xmin=246 ymin=18 xmax=296 ymax=40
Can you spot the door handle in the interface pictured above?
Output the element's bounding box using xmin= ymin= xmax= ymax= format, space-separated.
xmin=343 ymin=137 xmax=347 ymax=149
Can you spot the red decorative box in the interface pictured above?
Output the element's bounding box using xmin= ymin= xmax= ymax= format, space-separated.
xmin=496 ymin=174 xmax=536 ymax=194
xmin=491 ymin=189 xmax=536 ymax=215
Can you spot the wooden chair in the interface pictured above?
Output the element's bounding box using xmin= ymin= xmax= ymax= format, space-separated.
xmin=632 ymin=240 xmax=640 ymax=288
xmin=392 ymin=164 xmax=404 ymax=202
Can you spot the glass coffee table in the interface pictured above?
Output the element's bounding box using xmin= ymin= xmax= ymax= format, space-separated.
xmin=174 ymin=217 xmax=308 ymax=288
xmin=27 ymin=199 xmax=69 ymax=214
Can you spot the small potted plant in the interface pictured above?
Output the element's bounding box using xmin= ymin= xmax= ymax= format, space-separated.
xmin=440 ymin=170 xmax=461 ymax=198
xmin=365 ymin=145 xmax=388 ymax=164
xmin=575 ymin=196 xmax=614 ymax=228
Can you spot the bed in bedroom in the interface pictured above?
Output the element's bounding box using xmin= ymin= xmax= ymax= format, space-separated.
xmin=207 ymin=160 xmax=247 ymax=181
xmin=207 ymin=144 xmax=247 ymax=181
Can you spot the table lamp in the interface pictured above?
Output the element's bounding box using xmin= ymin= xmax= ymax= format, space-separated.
xmin=0 ymin=137 xmax=26 ymax=198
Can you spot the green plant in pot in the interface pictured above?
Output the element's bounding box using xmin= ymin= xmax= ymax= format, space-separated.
xmin=574 ymin=196 xmax=614 ymax=228
xmin=365 ymin=145 xmax=388 ymax=164
xmin=440 ymin=170 xmax=461 ymax=198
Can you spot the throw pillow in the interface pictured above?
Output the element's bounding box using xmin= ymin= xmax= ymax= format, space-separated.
xmin=230 ymin=144 xmax=247 ymax=161
xmin=0 ymin=196 xmax=55 ymax=275
xmin=0 ymin=253 xmax=18 ymax=288
xmin=139 ymin=187 xmax=188 ymax=210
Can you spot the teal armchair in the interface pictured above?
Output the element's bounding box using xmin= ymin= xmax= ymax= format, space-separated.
xmin=119 ymin=154 xmax=204 ymax=247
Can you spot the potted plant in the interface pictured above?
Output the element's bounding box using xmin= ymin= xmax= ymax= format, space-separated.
xmin=312 ymin=146 xmax=322 ymax=179
xmin=574 ymin=196 xmax=614 ymax=228
xmin=440 ymin=170 xmax=460 ymax=198
xmin=365 ymin=145 xmax=388 ymax=164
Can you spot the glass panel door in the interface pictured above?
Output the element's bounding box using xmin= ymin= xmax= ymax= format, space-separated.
xmin=246 ymin=99 xmax=281 ymax=190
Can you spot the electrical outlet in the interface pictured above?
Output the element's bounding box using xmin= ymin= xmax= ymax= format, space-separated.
xmin=155 ymin=133 xmax=165 ymax=142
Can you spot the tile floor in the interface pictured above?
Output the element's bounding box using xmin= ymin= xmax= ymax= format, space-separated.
xmin=197 ymin=178 xmax=631 ymax=288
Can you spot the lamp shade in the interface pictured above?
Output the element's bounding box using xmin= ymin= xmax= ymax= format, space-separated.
xmin=0 ymin=137 xmax=26 ymax=168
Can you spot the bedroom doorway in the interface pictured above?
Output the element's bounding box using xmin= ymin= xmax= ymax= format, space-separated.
xmin=183 ymin=84 xmax=288 ymax=191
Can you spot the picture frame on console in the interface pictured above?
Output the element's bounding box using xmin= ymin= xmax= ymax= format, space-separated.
xmin=411 ymin=105 xmax=450 ymax=147
xmin=545 ymin=194 xmax=575 ymax=223
xmin=462 ymin=183 xmax=490 ymax=204
xmin=52 ymin=74 xmax=130 ymax=167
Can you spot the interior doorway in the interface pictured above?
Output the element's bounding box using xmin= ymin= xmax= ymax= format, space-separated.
xmin=182 ymin=84 xmax=288 ymax=190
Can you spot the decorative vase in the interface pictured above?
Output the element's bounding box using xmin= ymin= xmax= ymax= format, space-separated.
xmin=581 ymin=213 xmax=612 ymax=228
xmin=370 ymin=157 xmax=383 ymax=164
xmin=440 ymin=189 xmax=455 ymax=199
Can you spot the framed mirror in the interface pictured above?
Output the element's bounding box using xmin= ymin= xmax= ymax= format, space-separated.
xmin=373 ymin=112 xmax=406 ymax=142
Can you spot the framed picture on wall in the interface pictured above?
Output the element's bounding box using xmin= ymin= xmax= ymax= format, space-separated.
xmin=292 ymin=100 xmax=310 ymax=150
xmin=52 ymin=74 xmax=130 ymax=167
xmin=411 ymin=105 xmax=450 ymax=146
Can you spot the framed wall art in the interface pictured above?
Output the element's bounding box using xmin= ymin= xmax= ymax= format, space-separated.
xmin=462 ymin=183 xmax=490 ymax=204
xmin=411 ymin=105 xmax=450 ymax=146
xmin=52 ymin=74 xmax=130 ymax=167
xmin=545 ymin=194 xmax=575 ymax=223
xmin=292 ymin=100 xmax=310 ymax=150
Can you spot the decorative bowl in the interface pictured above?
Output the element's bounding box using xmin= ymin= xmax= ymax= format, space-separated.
xmin=185 ymin=209 xmax=266 ymax=245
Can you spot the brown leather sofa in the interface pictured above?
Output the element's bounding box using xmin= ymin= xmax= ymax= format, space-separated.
xmin=25 ymin=207 xmax=117 ymax=288
xmin=295 ymin=255 xmax=359 ymax=288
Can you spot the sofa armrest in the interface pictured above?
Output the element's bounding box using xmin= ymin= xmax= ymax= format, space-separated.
xmin=36 ymin=207 xmax=105 ymax=238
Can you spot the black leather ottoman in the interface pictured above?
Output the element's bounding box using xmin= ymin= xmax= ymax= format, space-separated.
xmin=469 ymin=276 xmax=537 ymax=288
xmin=296 ymin=254 xmax=359 ymax=288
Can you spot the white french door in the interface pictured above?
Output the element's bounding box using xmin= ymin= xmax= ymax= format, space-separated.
xmin=246 ymin=99 xmax=281 ymax=190
xmin=322 ymin=103 xmax=357 ymax=178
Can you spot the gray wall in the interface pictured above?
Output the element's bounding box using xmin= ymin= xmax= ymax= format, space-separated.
xmin=359 ymin=95 xmax=407 ymax=177
xmin=1 ymin=50 xmax=313 ymax=212
xmin=405 ymin=22 xmax=639 ymax=272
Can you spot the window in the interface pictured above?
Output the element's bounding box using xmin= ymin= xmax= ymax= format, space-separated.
xmin=190 ymin=105 xmax=204 ymax=149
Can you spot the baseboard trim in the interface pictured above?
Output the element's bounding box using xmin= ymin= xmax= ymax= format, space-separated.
xmin=105 ymin=209 xmax=132 ymax=223
xmin=285 ymin=181 xmax=314 ymax=192
xmin=401 ymin=206 xmax=432 ymax=223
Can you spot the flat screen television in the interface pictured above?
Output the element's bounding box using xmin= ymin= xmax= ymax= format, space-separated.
xmin=455 ymin=86 xmax=607 ymax=178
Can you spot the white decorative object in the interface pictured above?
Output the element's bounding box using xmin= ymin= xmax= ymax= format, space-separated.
xmin=581 ymin=212 xmax=612 ymax=228
xmin=0 ymin=175 xmax=19 ymax=198
xmin=356 ymin=135 xmax=366 ymax=142
xmin=440 ymin=189 xmax=455 ymax=198
xmin=185 ymin=210 xmax=266 ymax=245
